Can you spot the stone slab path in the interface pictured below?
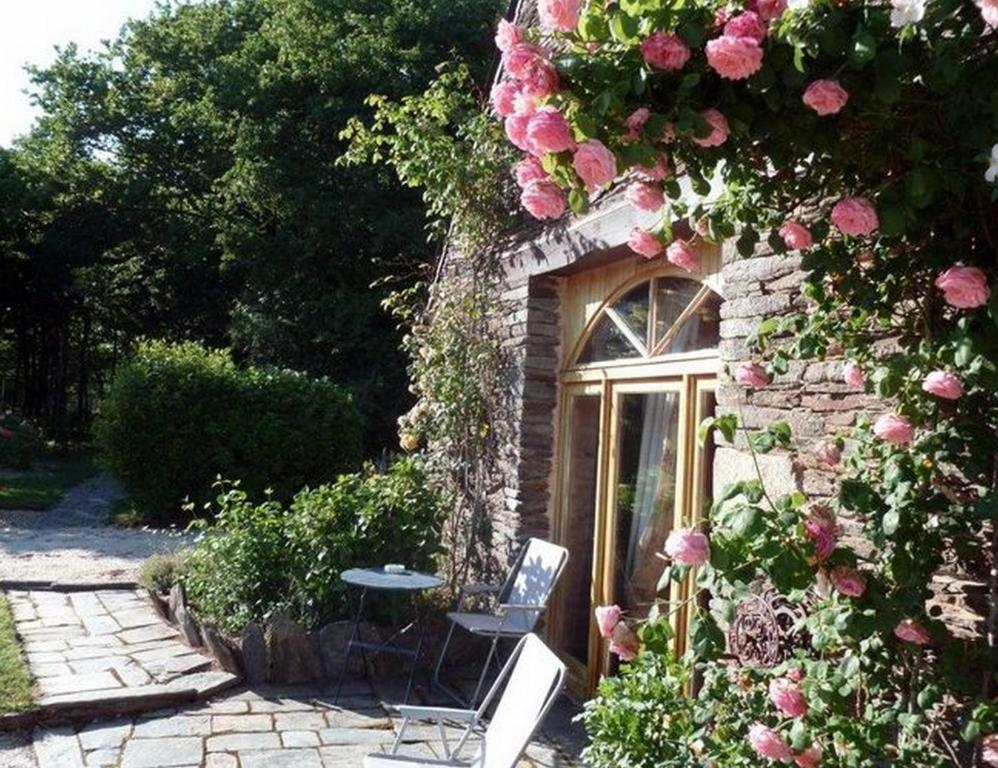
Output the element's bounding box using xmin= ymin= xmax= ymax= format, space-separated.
xmin=0 ymin=474 xmax=189 ymax=583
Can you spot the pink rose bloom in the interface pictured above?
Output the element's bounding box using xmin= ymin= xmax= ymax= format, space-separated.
xmin=831 ymin=197 xmax=879 ymax=237
xmin=894 ymin=618 xmax=931 ymax=645
xmin=513 ymin=90 xmax=538 ymax=116
xmin=769 ymin=678 xmax=808 ymax=718
xmin=922 ymin=370 xmax=964 ymax=400
xmin=573 ymin=140 xmax=617 ymax=192
xmin=640 ymin=31 xmax=691 ymax=71
xmin=514 ymin=156 xmax=548 ymax=188
xmin=521 ymin=180 xmax=566 ymax=220
xmin=666 ymin=239 xmax=700 ymax=273
xmin=624 ymin=107 xmax=651 ymax=141
xmin=526 ymin=107 xmax=575 ymax=156
xmin=664 ymin=528 xmax=710 ymax=566
xmin=626 ymin=181 xmax=664 ymax=212
xmin=595 ymin=605 xmax=622 ymax=638
xmin=495 ymin=20 xmax=523 ymax=52
xmin=520 ymin=58 xmax=560 ymax=98
xmin=538 ymin=0 xmax=582 ymax=32
xmin=977 ymin=0 xmax=998 ymax=27
xmin=786 ymin=667 xmax=805 ymax=683
xmin=935 ymin=265 xmax=991 ymax=309
xmin=830 ymin=565 xmax=867 ymax=598
xmin=804 ymin=504 xmax=838 ymax=561
xmin=873 ymin=413 xmax=915 ymax=445
xmin=735 ymin=361 xmax=770 ymax=389
xmin=779 ymin=220 xmax=813 ymax=250
xmin=609 ymin=621 xmax=640 ymax=660
xmin=491 ymin=80 xmax=520 ymax=117
xmin=982 ymin=734 xmax=998 ymax=767
xmin=636 ymin=154 xmax=671 ymax=181
xmin=756 ymin=0 xmax=788 ymax=20
xmin=724 ymin=11 xmax=767 ymax=42
xmin=706 ymin=35 xmax=764 ymax=80
xmin=795 ymin=745 xmax=823 ymax=768
xmin=843 ymin=361 xmax=864 ymax=389
xmin=803 ymin=79 xmax=849 ymax=116
xmin=0 ymin=427 xmax=13 ymax=439
xmin=502 ymin=42 xmax=546 ymax=80
xmin=814 ymin=440 xmax=841 ymax=466
xmin=692 ymin=109 xmax=730 ymax=147
xmin=629 ymin=227 xmax=663 ymax=258
xmin=505 ymin=113 xmax=532 ymax=152
xmin=748 ymin=724 xmax=794 ymax=762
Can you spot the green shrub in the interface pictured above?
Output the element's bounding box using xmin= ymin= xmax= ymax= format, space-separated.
xmin=182 ymin=456 xmax=445 ymax=633
xmin=0 ymin=414 xmax=43 ymax=470
xmin=95 ymin=340 xmax=363 ymax=521
xmin=137 ymin=552 xmax=189 ymax=593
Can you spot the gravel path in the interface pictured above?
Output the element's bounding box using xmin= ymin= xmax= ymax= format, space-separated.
xmin=0 ymin=474 xmax=190 ymax=583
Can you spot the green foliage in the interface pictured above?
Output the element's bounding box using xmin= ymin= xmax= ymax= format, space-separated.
xmin=0 ymin=414 xmax=43 ymax=470
xmin=137 ymin=552 xmax=189 ymax=594
xmin=0 ymin=452 xmax=98 ymax=511
xmin=96 ymin=340 xmax=362 ymax=522
xmin=182 ymin=457 xmax=445 ymax=633
xmin=0 ymin=595 xmax=33 ymax=714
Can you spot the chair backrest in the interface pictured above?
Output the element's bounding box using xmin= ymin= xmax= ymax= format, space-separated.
xmin=470 ymin=634 xmax=566 ymax=768
xmin=499 ymin=538 xmax=568 ymax=630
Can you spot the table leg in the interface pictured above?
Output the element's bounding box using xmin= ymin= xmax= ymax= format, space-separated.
xmin=403 ymin=598 xmax=429 ymax=704
xmin=334 ymin=587 xmax=367 ymax=704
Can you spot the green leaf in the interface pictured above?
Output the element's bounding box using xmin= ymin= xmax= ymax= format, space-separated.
xmin=609 ymin=13 xmax=639 ymax=43
xmin=882 ymin=509 xmax=900 ymax=535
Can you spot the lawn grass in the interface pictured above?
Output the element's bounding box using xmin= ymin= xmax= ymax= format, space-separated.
xmin=0 ymin=451 xmax=98 ymax=510
xmin=0 ymin=595 xmax=33 ymax=714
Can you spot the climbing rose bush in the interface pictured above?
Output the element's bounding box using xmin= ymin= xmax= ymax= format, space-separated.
xmin=492 ymin=0 xmax=998 ymax=764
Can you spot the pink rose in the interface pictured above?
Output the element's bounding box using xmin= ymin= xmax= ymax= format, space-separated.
xmin=803 ymin=79 xmax=849 ymax=116
xmin=830 ymin=565 xmax=866 ymax=598
xmin=640 ymin=31 xmax=691 ymax=71
xmin=756 ymin=0 xmax=788 ymax=20
xmin=786 ymin=667 xmax=805 ymax=683
xmin=982 ymin=734 xmax=998 ymax=767
xmin=526 ymin=107 xmax=575 ymax=155
xmin=505 ymin=113 xmax=532 ymax=152
xmin=692 ymin=109 xmax=730 ymax=147
xmin=624 ymin=107 xmax=651 ymax=142
xmin=724 ymin=11 xmax=767 ymax=42
xmin=706 ymin=35 xmax=764 ymax=80
xmin=831 ymin=197 xmax=879 ymax=237
xmin=779 ymin=220 xmax=813 ymax=250
xmin=769 ymin=677 xmax=808 ymax=718
xmin=935 ymin=265 xmax=991 ymax=309
xmin=626 ymin=181 xmax=664 ymax=212
xmin=873 ymin=413 xmax=915 ymax=445
xmin=502 ymin=43 xmax=546 ymax=80
xmin=629 ymin=227 xmax=663 ymax=258
xmin=521 ymin=180 xmax=566 ymax=220
xmin=573 ymin=140 xmax=617 ymax=192
xmin=814 ymin=440 xmax=841 ymax=466
xmin=894 ymin=618 xmax=931 ymax=645
xmin=748 ymin=723 xmax=794 ymax=762
xmin=636 ymin=154 xmax=671 ymax=181
xmin=922 ymin=370 xmax=964 ymax=400
xmin=514 ymin=156 xmax=548 ymax=188
xmin=609 ymin=621 xmax=640 ymax=660
xmin=538 ymin=0 xmax=581 ymax=32
xmin=666 ymin=239 xmax=700 ymax=273
xmin=0 ymin=427 xmax=13 ymax=439
xmin=735 ymin=361 xmax=770 ymax=389
xmin=513 ymin=90 xmax=538 ymax=116
xmin=977 ymin=0 xmax=998 ymax=27
xmin=491 ymin=80 xmax=520 ymax=117
xmin=804 ymin=504 xmax=838 ymax=561
xmin=795 ymin=745 xmax=823 ymax=768
xmin=595 ymin=605 xmax=622 ymax=638
xmin=495 ymin=20 xmax=523 ymax=52
xmin=843 ymin=361 xmax=864 ymax=389
xmin=664 ymin=528 xmax=710 ymax=566
xmin=521 ymin=59 xmax=560 ymax=98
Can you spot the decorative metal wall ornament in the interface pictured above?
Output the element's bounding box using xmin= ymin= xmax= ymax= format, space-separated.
xmin=727 ymin=587 xmax=810 ymax=667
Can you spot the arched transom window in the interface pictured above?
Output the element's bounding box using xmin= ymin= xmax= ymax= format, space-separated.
xmin=576 ymin=277 xmax=721 ymax=366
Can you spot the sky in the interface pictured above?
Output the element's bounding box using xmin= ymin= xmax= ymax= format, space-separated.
xmin=0 ymin=0 xmax=162 ymax=147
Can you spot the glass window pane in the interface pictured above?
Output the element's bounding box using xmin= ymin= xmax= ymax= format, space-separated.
xmin=653 ymin=278 xmax=703 ymax=346
xmin=578 ymin=315 xmax=643 ymax=363
xmin=612 ymin=283 xmax=651 ymax=345
xmin=667 ymin=290 xmax=721 ymax=354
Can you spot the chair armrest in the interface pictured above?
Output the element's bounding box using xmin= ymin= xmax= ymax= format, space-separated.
xmin=395 ymin=705 xmax=478 ymax=723
xmin=497 ymin=602 xmax=546 ymax=614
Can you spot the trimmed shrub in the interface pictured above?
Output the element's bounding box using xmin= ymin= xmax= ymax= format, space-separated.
xmin=137 ymin=552 xmax=188 ymax=594
xmin=183 ymin=456 xmax=445 ymax=633
xmin=96 ymin=340 xmax=363 ymax=521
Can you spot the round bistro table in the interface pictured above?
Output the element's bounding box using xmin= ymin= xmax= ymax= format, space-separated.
xmin=334 ymin=567 xmax=444 ymax=705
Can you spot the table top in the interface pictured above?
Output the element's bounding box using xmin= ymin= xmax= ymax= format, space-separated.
xmin=340 ymin=567 xmax=444 ymax=592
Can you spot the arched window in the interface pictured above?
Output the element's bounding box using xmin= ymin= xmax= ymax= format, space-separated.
xmin=575 ymin=277 xmax=721 ymax=366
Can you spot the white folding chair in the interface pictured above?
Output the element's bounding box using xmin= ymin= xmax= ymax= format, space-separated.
xmin=432 ymin=537 xmax=568 ymax=707
xmin=365 ymin=634 xmax=567 ymax=768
